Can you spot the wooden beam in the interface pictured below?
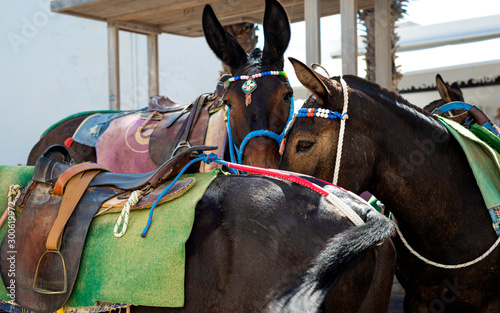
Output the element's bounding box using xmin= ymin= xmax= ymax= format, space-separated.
xmin=375 ymin=0 xmax=391 ymax=89
xmin=305 ymin=0 xmax=321 ymax=66
xmin=107 ymin=23 xmax=120 ymax=110
xmin=52 ymin=0 xmax=376 ymax=38
xmin=110 ymin=21 xmax=160 ymax=35
xmin=148 ymin=33 xmax=159 ymax=98
xmin=340 ymin=0 xmax=357 ymax=75
xmin=51 ymin=0 xmax=97 ymax=12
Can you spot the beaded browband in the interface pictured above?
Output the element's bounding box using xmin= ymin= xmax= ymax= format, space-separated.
xmin=227 ymin=71 xmax=288 ymax=106
xmin=296 ymin=108 xmax=348 ymax=120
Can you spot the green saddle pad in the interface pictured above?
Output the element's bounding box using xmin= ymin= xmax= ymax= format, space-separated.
xmin=437 ymin=116 xmax=500 ymax=235
xmin=0 ymin=167 xmax=220 ymax=308
xmin=470 ymin=123 xmax=500 ymax=155
xmin=0 ymin=166 xmax=34 ymax=210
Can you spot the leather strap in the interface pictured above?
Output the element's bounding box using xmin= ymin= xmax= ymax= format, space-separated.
xmin=54 ymin=163 xmax=109 ymax=196
xmin=184 ymin=94 xmax=209 ymax=143
xmin=166 ymin=94 xmax=209 ymax=158
xmin=46 ymin=169 xmax=102 ymax=251
xmin=468 ymin=106 xmax=490 ymax=125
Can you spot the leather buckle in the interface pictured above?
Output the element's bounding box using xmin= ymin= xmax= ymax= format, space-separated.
xmin=33 ymin=249 xmax=67 ymax=294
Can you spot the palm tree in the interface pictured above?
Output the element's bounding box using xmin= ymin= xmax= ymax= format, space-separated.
xmin=359 ymin=0 xmax=408 ymax=90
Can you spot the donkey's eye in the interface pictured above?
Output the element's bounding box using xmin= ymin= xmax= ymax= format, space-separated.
xmin=297 ymin=140 xmax=314 ymax=152
xmin=283 ymin=93 xmax=293 ymax=102
xmin=222 ymin=100 xmax=232 ymax=108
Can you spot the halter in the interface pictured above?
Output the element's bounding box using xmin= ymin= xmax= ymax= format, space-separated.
xmin=281 ymin=77 xmax=349 ymax=185
xmin=225 ymin=71 xmax=295 ymax=165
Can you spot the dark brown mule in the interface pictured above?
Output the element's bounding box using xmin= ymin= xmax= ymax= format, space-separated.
xmin=280 ymin=58 xmax=500 ymax=312
xmin=27 ymin=0 xmax=292 ymax=171
xmin=0 ymin=154 xmax=394 ymax=313
xmin=132 ymin=174 xmax=395 ymax=313
xmin=203 ymin=0 xmax=293 ymax=168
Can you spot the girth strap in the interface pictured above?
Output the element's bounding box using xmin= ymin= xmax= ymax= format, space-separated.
xmin=46 ymin=167 xmax=103 ymax=251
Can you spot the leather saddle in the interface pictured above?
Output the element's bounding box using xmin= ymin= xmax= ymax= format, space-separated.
xmin=148 ymin=76 xmax=227 ymax=167
xmin=0 ymin=144 xmax=216 ymax=313
xmin=148 ymin=95 xmax=188 ymax=113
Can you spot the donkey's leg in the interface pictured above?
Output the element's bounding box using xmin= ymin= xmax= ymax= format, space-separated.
xmin=483 ymin=295 xmax=500 ymax=313
xmin=358 ymin=239 xmax=396 ymax=313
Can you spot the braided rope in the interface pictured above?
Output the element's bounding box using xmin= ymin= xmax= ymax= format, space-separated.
xmin=0 ymin=185 xmax=22 ymax=229
xmin=325 ymin=193 xmax=364 ymax=226
xmin=138 ymin=111 xmax=160 ymax=133
xmin=141 ymin=154 xmax=219 ymax=237
xmin=114 ymin=190 xmax=143 ymax=237
xmin=394 ymin=217 xmax=500 ymax=269
xmin=333 ymin=77 xmax=349 ymax=185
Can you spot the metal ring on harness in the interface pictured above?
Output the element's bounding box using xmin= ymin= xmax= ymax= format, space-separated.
xmin=171 ymin=141 xmax=192 ymax=156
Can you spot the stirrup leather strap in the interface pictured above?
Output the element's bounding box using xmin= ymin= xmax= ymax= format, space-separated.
xmin=46 ymin=168 xmax=102 ymax=251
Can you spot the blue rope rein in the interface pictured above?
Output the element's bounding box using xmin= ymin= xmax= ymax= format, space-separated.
xmin=141 ymin=153 xmax=227 ymax=237
xmin=225 ymin=94 xmax=295 ymax=165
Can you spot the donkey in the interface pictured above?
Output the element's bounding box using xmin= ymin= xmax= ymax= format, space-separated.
xmin=280 ymin=57 xmax=500 ymax=312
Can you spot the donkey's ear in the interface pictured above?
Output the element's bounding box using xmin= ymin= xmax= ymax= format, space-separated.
xmin=436 ymin=74 xmax=453 ymax=103
xmin=262 ymin=0 xmax=291 ymax=69
xmin=289 ymin=57 xmax=330 ymax=100
xmin=203 ymin=5 xmax=247 ymax=70
xmin=449 ymin=82 xmax=464 ymax=101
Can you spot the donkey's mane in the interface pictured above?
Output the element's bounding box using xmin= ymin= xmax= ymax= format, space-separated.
xmin=338 ymin=75 xmax=433 ymax=118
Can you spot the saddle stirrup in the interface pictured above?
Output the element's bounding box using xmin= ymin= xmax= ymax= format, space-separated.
xmin=33 ymin=166 xmax=103 ymax=294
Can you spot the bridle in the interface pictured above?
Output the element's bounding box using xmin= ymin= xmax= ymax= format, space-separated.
xmin=224 ymin=71 xmax=295 ymax=165
xmin=280 ymin=77 xmax=349 ymax=185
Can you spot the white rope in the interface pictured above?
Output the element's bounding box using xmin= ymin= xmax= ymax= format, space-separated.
xmin=325 ymin=193 xmax=365 ymax=226
xmin=114 ymin=190 xmax=143 ymax=238
xmin=394 ymin=218 xmax=500 ymax=269
xmin=332 ymin=77 xmax=349 ymax=185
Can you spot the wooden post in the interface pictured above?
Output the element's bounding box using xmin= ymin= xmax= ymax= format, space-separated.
xmin=340 ymin=0 xmax=357 ymax=75
xmin=375 ymin=0 xmax=391 ymax=89
xmin=148 ymin=33 xmax=159 ymax=97
xmin=107 ymin=23 xmax=120 ymax=110
xmin=305 ymin=0 xmax=321 ymax=66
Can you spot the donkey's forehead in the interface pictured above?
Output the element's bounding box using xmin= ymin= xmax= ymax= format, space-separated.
xmin=327 ymin=77 xmax=344 ymax=93
xmin=232 ymin=49 xmax=285 ymax=76
xmin=301 ymin=78 xmax=343 ymax=109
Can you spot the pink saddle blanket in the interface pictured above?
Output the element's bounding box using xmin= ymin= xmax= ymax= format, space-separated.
xmin=96 ymin=113 xmax=158 ymax=173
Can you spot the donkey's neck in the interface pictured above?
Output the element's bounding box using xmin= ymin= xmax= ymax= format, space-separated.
xmin=367 ymin=98 xmax=494 ymax=253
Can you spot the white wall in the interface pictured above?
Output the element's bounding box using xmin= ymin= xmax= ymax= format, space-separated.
xmin=0 ymin=0 xmax=221 ymax=165
xmin=398 ymin=60 xmax=500 ymax=117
